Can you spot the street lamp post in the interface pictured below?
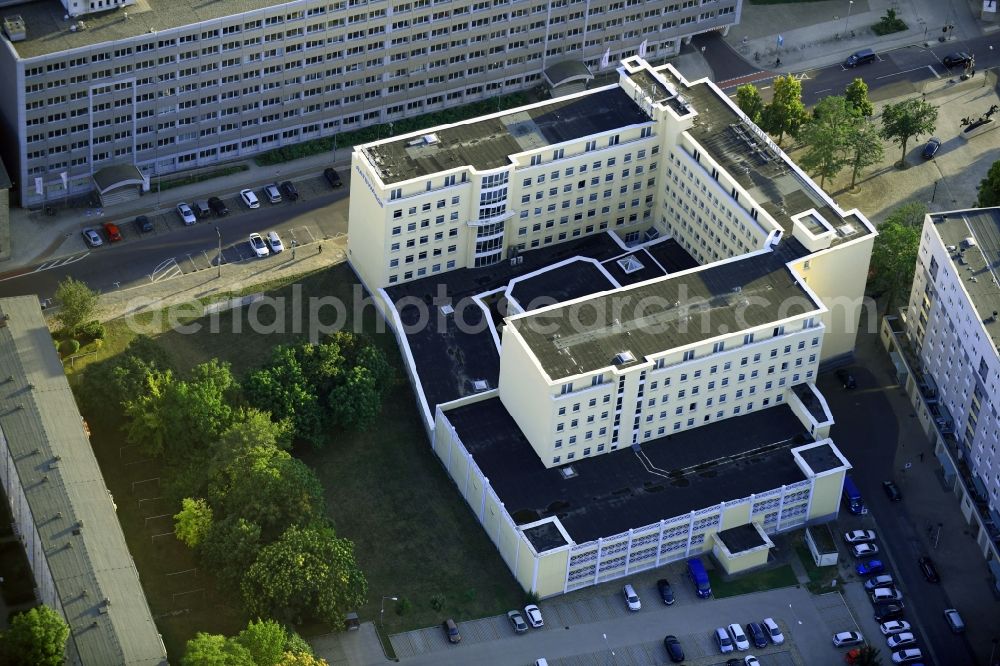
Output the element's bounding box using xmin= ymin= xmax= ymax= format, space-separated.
xmin=380 ymin=596 xmax=398 ymax=627
xmin=216 ymin=228 xmax=222 ymax=278
xmin=844 ymin=0 xmax=854 ymax=37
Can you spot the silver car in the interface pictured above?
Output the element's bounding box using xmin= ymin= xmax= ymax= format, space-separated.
xmin=176 ymin=202 xmax=197 ymax=225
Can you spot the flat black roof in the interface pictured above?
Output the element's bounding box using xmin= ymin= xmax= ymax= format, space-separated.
xmin=509 ymin=260 xmax=615 ymax=312
xmin=523 ymin=522 xmax=569 ymax=553
xmin=445 ymin=398 xmax=813 ymax=544
xmin=716 ymin=524 xmax=767 ymax=554
xmin=796 ymin=442 xmax=843 ymax=475
xmin=792 ymin=383 xmax=829 ymax=423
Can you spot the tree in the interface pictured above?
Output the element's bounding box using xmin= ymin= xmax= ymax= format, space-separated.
xmin=760 ymin=75 xmax=808 ymax=145
xmin=869 ymin=219 xmax=921 ymax=307
xmin=76 ymin=334 xmax=172 ymax=418
xmin=735 ymin=84 xmax=764 ymax=124
xmin=880 ymin=98 xmax=938 ymax=166
xmin=853 ymin=645 xmax=883 ymax=666
xmin=241 ymin=525 xmax=368 ymax=625
xmin=328 ymin=366 xmax=381 ymax=430
xmin=0 ymin=605 xmax=69 ymax=666
xmin=844 ymin=78 xmax=874 ymax=117
xmin=977 ymin=159 xmax=1000 ymax=207
xmin=123 ymin=366 xmax=175 ymax=457
xmin=181 ymin=632 xmax=253 ymax=666
xmin=245 ymin=348 xmax=325 ymax=447
xmin=845 ymin=118 xmax=885 ymax=189
xmin=54 ymin=277 xmax=99 ymax=334
xmin=885 ymin=201 xmax=928 ymax=228
xmin=798 ymin=96 xmax=852 ymax=188
xmin=236 ymin=620 xmax=289 ymax=666
xmin=199 ymin=516 xmax=262 ymax=594
xmin=276 ymin=654 xmax=328 ymax=666
xmin=175 ymin=497 xmax=213 ymax=548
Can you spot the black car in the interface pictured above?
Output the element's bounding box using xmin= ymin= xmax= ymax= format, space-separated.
xmin=662 ymin=635 xmax=684 ymax=663
xmin=943 ymin=51 xmax=973 ymax=68
xmin=918 ymin=555 xmax=940 ymax=583
xmin=324 ymin=167 xmax=343 ymax=188
xmin=746 ymin=622 xmax=768 ymax=649
xmin=208 ymin=196 xmax=229 ymax=216
xmin=134 ymin=215 xmax=153 ymax=233
xmin=280 ymin=180 xmax=299 ymax=201
xmin=922 ymin=137 xmax=942 ymax=160
xmin=656 ymin=578 xmax=674 ymax=605
xmin=874 ymin=601 xmax=905 ymax=622
xmin=883 ymin=480 xmax=902 ymax=502
xmin=836 ymin=368 xmax=857 ymax=389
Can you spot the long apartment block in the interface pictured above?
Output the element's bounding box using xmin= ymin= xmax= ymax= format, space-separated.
xmin=0 ymin=0 xmax=741 ymax=207
xmin=348 ymin=57 xmax=876 ymax=595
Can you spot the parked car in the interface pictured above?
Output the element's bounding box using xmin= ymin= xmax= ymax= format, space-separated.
xmin=845 ymin=530 xmax=876 ymax=544
xmin=662 ymin=635 xmax=684 ymax=663
xmin=507 ymin=610 xmax=527 ymax=634
xmin=524 ymin=604 xmax=543 ymax=628
xmin=891 ymin=648 xmax=923 ymax=664
xmin=324 ymin=167 xmax=343 ymax=188
xmin=743 ymin=657 xmax=760 ymax=666
xmin=264 ymin=183 xmax=282 ymax=204
xmin=853 ymin=542 xmax=879 ymax=558
xmin=249 ymin=233 xmax=270 ymax=258
xmin=943 ymin=51 xmax=973 ymax=68
xmin=193 ymin=200 xmax=211 ymax=219
xmin=857 ymin=559 xmax=886 ymax=576
xmin=865 ymin=574 xmax=895 ymax=590
xmin=886 ymin=632 xmax=916 ymax=649
xmin=880 ymin=620 xmax=911 ymax=636
xmin=208 ymin=196 xmax=229 ymax=216
xmin=134 ymin=215 xmax=154 ymax=233
xmin=745 ymin=622 xmax=767 ymax=649
xmin=279 ymin=180 xmax=299 ymax=201
xmin=833 ymin=631 xmax=864 ymax=647
xmin=656 ymin=578 xmax=674 ymax=605
xmin=728 ymin=623 xmax=750 ymax=651
xmin=176 ymin=202 xmax=197 ymax=225
xmin=922 ymin=137 xmax=942 ymax=159
xmin=266 ymin=231 xmax=284 ymax=253
xmin=836 ymin=368 xmax=857 ymax=389
xmin=622 ymin=584 xmax=641 ymax=611
xmin=918 ymin=555 xmax=940 ymax=583
xmin=82 ymin=227 xmax=103 ymax=247
xmin=944 ymin=608 xmax=965 ymax=633
xmin=102 ymin=222 xmax=122 ymax=242
xmin=844 ymin=48 xmax=877 ymax=67
xmin=714 ymin=627 xmax=734 ymax=654
xmin=871 ymin=587 xmax=903 ymax=603
xmin=874 ymin=602 xmax=905 ymax=623
xmin=443 ymin=618 xmax=461 ymax=643
xmin=762 ymin=617 xmax=784 ymax=645
xmin=883 ymin=480 xmax=902 ymax=501
xmin=240 ymin=188 xmax=260 ymax=209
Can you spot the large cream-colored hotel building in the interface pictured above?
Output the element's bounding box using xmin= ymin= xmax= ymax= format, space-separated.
xmin=348 ymin=57 xmax=876 ymax=595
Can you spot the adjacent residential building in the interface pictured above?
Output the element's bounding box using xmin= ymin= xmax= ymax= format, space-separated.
xmin=0 ymin=0 xmax=742 ymax=207
xmin=883 ymin=208 xmax=1000 ymax=590
xmin=350 ymin=57 xmax=876 ymax=595
xmin=0 ymin=296 xmax=167 ymax=665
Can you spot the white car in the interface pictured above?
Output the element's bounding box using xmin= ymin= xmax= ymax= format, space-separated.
xmin=249 ymin=232 xmax=270 ymax=258
xmin=762 ymin=617 xmax=784 ymax=645
xmin=728 ymin=623 xmax=749 ymax=651
xmin=865 ymin=574 xmax=895 ymax=590
xmin=266 ymin=231 xmax=284 ymax=253
xmin=176 ymin=202 xmax=197 ymax=225
xmin=744 ymin=657 xmax=760 ymax=666
xmin=844 ymin=529 xmax=876 ymax=543
xmin=81 ymin=227 xmax=103 ymax=247
xmin=886 ymin=632 xmax=916 ymax=649
xmin=240 ymin=188 xmax=260 ymax=209
xmin=880 ymin=620 xmax=911 ymax=636
xmin=891 ymin=648 xmax=922 ymax=663
xmin=853 ymin=542 xmax=879 ymax=558
xmin=871 ymin=587 xmax=903 ymax=603
xmin=622 ymin=584 xmax=640 ymax=611
xmin=833 ymin=631 xmax=864 ymax=647
xmin=524 ymin=604 xmax=543 ymax=628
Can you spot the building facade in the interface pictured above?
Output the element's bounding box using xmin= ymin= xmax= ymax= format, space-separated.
xmin=0 ymin=0 xmax=741 ymax=206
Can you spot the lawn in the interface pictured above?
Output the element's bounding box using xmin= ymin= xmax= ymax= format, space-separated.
xmin=68 ymin=264 xmax=523 ymax=660
xmin=706 ymin=564 xmax=798 ymax=598
xmin=795 ymin=542 xmax=840 ymax=594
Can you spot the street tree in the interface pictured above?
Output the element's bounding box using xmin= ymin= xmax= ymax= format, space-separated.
xmin=0 ymin=605 xmax=69 ymax=666
xmin=880 ymin=98 xmax=938 ymax=166
xmin=844 ymin=78 xmax=874 ymax=117
xmin=869 ymin=218 xmax=921 ymax=307
xmin=181 ymin=632 xmax=253 ymax=666
xmin=241 ymin=525 xmax=368 ymax=625
xmin=884 ymin=201 xmax=928 ymax=228
xmin=977 ymin=159 xmax=1000 ymax=207
xmin=798 ymin=96 xmax=852 ymax=188
xmin=760 ymin=75 xmax=808 ymax=145
xmin=735 ymin=84 xmax=764 ymax=124
xmin=54 ymin=277 xmax=99 ymax=335
xmin=174 ymin=497 xmax=213 ymax=549
xmin=845 ymin=118 xmax=885 ymax=189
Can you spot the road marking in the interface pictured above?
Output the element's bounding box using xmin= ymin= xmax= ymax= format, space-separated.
xmin=299 ymin=226 xmax=317 ymax=243
xmin=185 ymin=254 xmax=198 ymax=272
xmin=150 ymin=258 xmax=182 ymax=283
xmin=813 ymin=88 xmax=833 ymax=94
xmin=928 ymin=64 xmax=941 ymax=79
xmin=201 ymin=250 xmax=212 ymax=267
xmin=876 ymin=65 xmax=934 ymax=80
xmin=31 ymin=252 xmax=90 ymax=273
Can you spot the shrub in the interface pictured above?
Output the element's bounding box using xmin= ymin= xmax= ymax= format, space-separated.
xmin=394 ymin=597 xmax=412 ymax=616
xmin=78 ymin=320 xmax=106 ymax=341
xmin=429 ymin=593 xmax=446 ymax=611
xmin=872 ymin=9 xmax=907 ymax=35
xmin=60 ymin=339 xmax=81 ymax=356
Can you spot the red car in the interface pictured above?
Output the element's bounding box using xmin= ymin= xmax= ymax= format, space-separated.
xmin=103 ymin=222 xmax=122 ymax=242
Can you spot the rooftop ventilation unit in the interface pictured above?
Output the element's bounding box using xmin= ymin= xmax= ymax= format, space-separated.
xmin=422 ymin=133 xmax=439 ymax=145
xmin=558 ymin=466 xmax=578 ymax=479
xmin=962 ymin=236 xmax=978 ymax=249
xmin=2 ymin=15 xmax=25 ymax=41
xmin=616 ymin=255 xmax=645 ymax=274
xmin=613 ymin=350 xmax=636 ymax=365
xmin=469 ymin=379 xmax=489 ymax=393
xmin=837 ymin=223 xmax=856 ymax=236
xmin=439 ymin=304 xmax=454 ymax=316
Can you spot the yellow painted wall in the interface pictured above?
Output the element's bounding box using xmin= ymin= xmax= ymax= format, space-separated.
xmin=716 ymin=547 xmax=770 ymax=574
xmin=347 ymin=153 xmax=390 ymax=289
xmin=515 ymin=539 xmax=536 ymax=591
xmin=809 ymin=471 xmax=845 ymax=520
xmin=534 ymin=548 xmax=571 ymax=598
xmin=498 ymin=327 xmax=557 ymax=462
xmin=721 ymin=502 xmax=751 ymax=530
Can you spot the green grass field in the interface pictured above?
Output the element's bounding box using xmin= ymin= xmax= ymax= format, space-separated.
xmin=70 ymin=264 xmax=522 ymax=660
xmin=706 ymin=564 xmax=799 ymax=598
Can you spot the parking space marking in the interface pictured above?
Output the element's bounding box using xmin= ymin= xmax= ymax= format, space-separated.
xmin=33 ymin=252 xmax=90 ymax=273
xmin=298 ymin=226 xmax=317 ymax=243
xmin=150 ymin=258 xmax=182 ymax=283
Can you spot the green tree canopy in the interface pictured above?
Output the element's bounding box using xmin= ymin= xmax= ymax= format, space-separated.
xmin=977 ymin=159 xmax=1000 ymax=207
xmin=844 ymin=78 xmax=874 ymax=117
xmin=0 ymin=605 xmax=69 ymax=666
xmin=200 ymin=516 xmax=262 ymax=595
xmin=328 ymin=366 xmax=381 ymax=430
xmin=869 ymin=218 xmax=921 ymax=307
xmin=241 ymin=525 xmax=368 ymax=625
xmin=76 ymin=334 xmax=172 ymax=418
xmin=735 ymin=84 xmax=764 ymax=124
xmin=880 ymin=98 xmax=938 ymax=166
xmin=236 ymin=620 xmax=289 ymax=666
xmin=845 ymin=118 xmax=885 ymax=189
xmin=885 ymin=201 xmax=928 ymax=228
xmin=54 ymin=277 xmax=99 ymax=335
xmin=244 ymin=347 xmax=325 ymax=447
xmin=175 ymin=497 xmax=214 ymax=549
xmin=798 ymin=96 xmax=852 ymax=188
xmin=181 ymin=632 xmax=253 ymax=666
xmin=761 ymin=75 xmax=808 ymax=145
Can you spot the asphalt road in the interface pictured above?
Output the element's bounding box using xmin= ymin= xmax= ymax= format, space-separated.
xmin=0 ymin=174 xmax=348 ymax=302
xmin=819 ymin=366 xmax=976 ymax=666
